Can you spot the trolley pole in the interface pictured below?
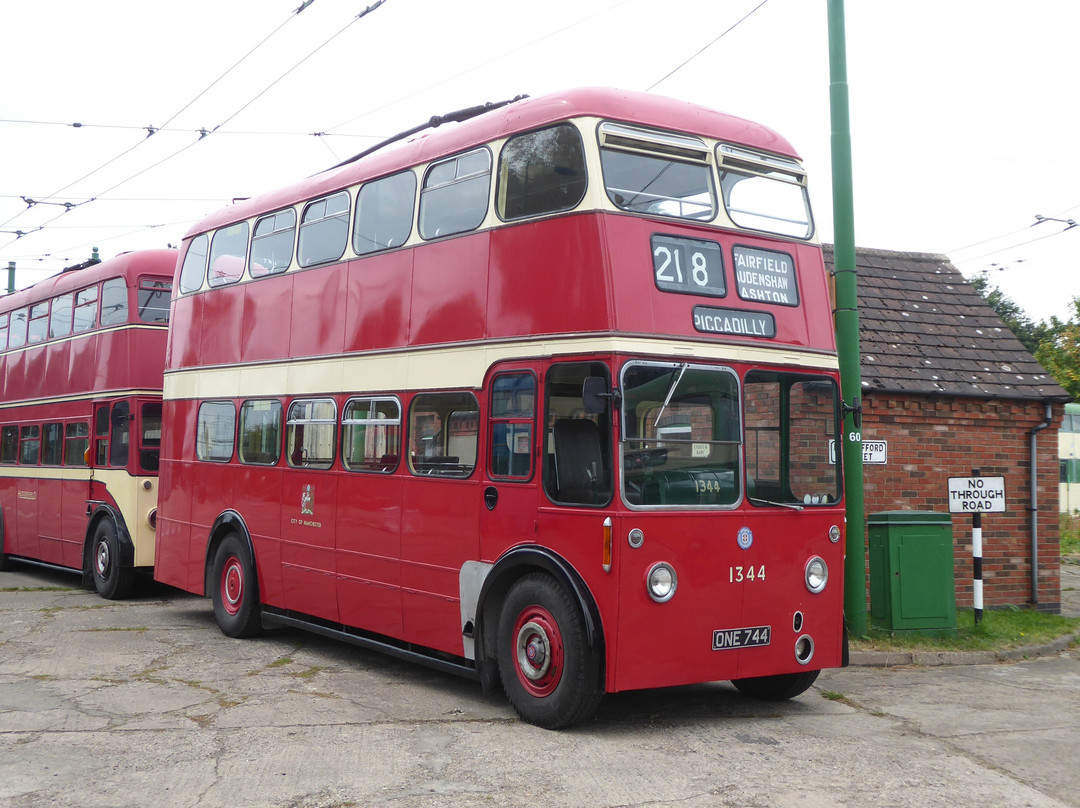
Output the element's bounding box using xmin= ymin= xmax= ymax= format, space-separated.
xmin=6 ymin=261 xmax=14 ymax=295
xmin=827 ymin=0 xmax=867 ymax=637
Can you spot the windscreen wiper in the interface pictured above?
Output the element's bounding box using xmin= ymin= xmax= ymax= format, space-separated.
xmin=748 ymin=496 xmax=804 ymax=511
xmin=653 ymin=363 xmax=688 ymax=428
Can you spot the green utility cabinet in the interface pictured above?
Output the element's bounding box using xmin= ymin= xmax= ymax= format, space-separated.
xmin=868 ymin=511 xmax=958 ymax=636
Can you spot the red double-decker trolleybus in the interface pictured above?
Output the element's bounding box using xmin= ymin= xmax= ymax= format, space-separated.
xmin=0 ymin=249 xmax=174 ymax=598
xmin=155 ymin=88 xmax=846 ymax=728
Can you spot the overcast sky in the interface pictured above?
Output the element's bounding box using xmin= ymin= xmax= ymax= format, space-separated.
xmin=2 ymin=0 xmax=1077 ymax=323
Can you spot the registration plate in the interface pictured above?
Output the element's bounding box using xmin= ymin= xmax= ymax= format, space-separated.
xmin=712 ymin=625 xmax=771 ymax=651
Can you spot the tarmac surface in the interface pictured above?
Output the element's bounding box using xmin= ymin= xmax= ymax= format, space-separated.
xmin=1 ymin=562 xmax=1078 ymax=808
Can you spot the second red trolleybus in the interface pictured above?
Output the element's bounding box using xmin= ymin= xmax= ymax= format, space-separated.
xmin=155 ymin=88 xmax=846 ymax=727
xmin=0 ymin=249 xmax=174 ymax=598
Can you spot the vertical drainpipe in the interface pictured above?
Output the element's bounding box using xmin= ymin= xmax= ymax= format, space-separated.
xmin=1029 ymin=403 xmax=1053 ymax=606
xmin=828 ymin=0 xmax=867 ymax=636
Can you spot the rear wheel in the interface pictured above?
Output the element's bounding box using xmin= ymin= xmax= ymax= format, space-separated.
xmin=91 ymin=519 xmax=134 ymax=600
xmin=497 ymin=573 xmax=601 ymax=729
xmin=211 ymin=533 xmax=262 ymax=638
xmin=731 ymin=669 xmax=820 ymax=701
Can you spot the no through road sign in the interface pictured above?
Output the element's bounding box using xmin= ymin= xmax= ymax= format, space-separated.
xmin=947 ymin=476 xmax=1006 ymax=513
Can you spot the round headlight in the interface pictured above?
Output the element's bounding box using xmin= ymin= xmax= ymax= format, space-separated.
xmin=646 ymin=562 xmax=678 ymax=603
xmin=828 ymin=524 xmax=841 ymax=543
xmin=805 ymin=556 xmax=828 ymax=593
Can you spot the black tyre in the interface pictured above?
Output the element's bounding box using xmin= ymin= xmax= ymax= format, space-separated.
xmin=496 ymin=573 xmax=601 ymax=729
xmin=731 ymin=669 xmax=820 ymax=701
xmin=210 ymin=533 xmax=263 ymax=638
xmin=90 ymin=519 xmax=135 ymax=600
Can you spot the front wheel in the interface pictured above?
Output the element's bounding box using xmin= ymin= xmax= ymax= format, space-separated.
xmin=90 ymin=519 xmax=134 ymax=600
xmin=731 ymin=669 xmax=820 ymax=701
xmin=496 ymin=573 xmax=601 ymax=729
xmin=210 ymin=533 xmax=263 ymax=638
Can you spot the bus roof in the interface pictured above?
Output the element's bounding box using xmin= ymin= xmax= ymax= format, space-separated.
xmin=0 ymin=249 xmax=178 ymax=315
xmin=187 ymin=87 xmax=801 ymax=238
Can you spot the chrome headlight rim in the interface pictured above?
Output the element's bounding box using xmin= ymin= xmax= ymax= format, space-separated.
xmin=646 ymin=562 xmax=678 ymax=603
xmin=804 ymin=556 xmax=828 ymax=594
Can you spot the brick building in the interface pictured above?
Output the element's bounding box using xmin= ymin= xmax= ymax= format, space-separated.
xmin=824 ymin=246 xmax=1070 ymax=612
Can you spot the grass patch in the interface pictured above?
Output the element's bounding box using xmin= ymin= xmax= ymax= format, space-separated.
xmin=1062 ymin=513 xmax=1080 ymax=560
xmin=1 ymin=585 xmax=74 ymax=592
xmin=851 ymin=607 xmax=1079 ymax=653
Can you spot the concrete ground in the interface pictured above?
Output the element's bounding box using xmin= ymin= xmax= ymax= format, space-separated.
xmin=2 ymin=562 xmax=1079 ymax=807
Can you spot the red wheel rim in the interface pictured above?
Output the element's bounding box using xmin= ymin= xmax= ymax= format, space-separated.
xmin=221 ymin=556 xmax=244 ymax=616
xmin=512 ymin=605 xmax=564 ymax=697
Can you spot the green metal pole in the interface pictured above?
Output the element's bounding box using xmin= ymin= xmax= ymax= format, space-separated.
xmin=827 ymin=0 xmax=867 ymax=636
xmin=6 ymin=261 xmax=14 ymax=295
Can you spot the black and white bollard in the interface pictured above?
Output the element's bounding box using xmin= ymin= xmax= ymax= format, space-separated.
xmin=972 ymin=510 xmax=983 ymax=625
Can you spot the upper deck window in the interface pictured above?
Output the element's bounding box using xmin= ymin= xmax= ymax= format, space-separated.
xmin=298 ymin=192 xmax=350 ymax=268
xmin=0 ymin=313 xmax=7 ymax=351
xmin=599 ymin=122 xmax=715 ymax=221
xmin=419 ymin=148 xmax=491 ymax=239
xmin=179 ymin=235 xmax=209 ymax=294
xmin=138 ymin=278 xmax=172 ymax=323
xmin=72 ymin=286 xmax=98 ymax=333
xmin=717 ymin=145 xmax=812 ymax=239
xmin=208 ymin=222 xmax=250 ymax=287
xmin=498 ymin=124 xmax=587 ymax=221
xmin=49 ymin=293 xmax=73 ymax=339
xmin=354 ymin=171 xmax=416 ymax=255
xmin=8 ymin=309 xmax=27 ymax=349
xmin=100 ymin=278 xmax=129 ymax=326
xmin=250 ymin=209 xmax=296 ymax=277
xmin=27 ymin=302 xmax=49 ymax=344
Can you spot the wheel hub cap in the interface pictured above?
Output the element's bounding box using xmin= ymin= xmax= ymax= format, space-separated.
xmin=95 ymin=541 xmax=110 ymax=576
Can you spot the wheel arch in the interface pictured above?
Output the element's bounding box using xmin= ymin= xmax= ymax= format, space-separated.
xmin=473 ymin=546 xmax=605 ymax=685
xmin=81 ymin=505 xmax=133 ymax=585
xmin=203 ymin=510 xmax=257 ymax=597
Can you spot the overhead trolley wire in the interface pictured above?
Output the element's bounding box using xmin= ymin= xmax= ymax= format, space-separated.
xmin=646 ymin=0 xmax=770 ymax=91
xmin=2 ymin=0 xmax=389 ymax=259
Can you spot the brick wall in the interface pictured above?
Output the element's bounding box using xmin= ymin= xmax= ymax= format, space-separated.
xmin=860 ymin=393 xmax=1061 ymax=611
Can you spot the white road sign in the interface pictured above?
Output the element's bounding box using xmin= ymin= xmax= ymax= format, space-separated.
xmin=947 ymin=476 xmax=1006 ymax=513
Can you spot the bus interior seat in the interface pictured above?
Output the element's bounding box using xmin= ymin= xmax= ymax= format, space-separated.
xmin=552 ymin=419 xmax=602 ymax=503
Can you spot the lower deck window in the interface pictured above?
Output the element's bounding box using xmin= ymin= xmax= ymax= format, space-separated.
xmin=197 ymin=401 xmax=237 ymax=462
xmin=408 ymin=392 xmax=478 ymax=477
